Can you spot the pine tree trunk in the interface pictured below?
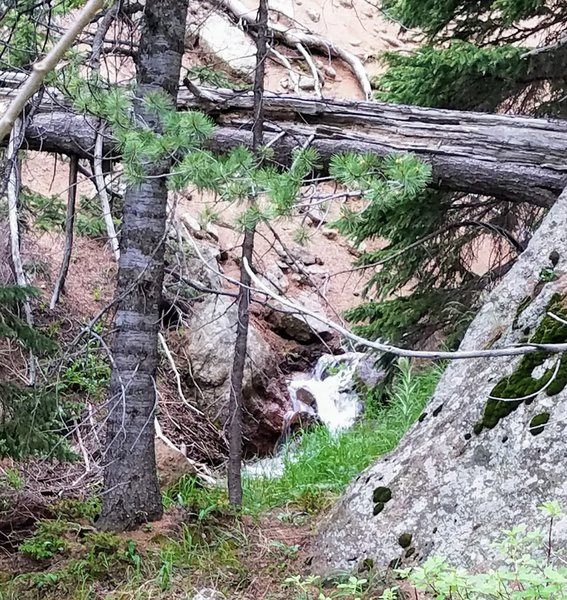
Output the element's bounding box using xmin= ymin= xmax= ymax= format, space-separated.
xmin=227 ymin=0 xmax=269 ymax=506
xmin=97 ymin=0 xmax=189 ymax=532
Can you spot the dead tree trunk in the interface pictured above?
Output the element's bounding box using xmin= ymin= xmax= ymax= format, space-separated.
xmin=3 ymin=89 xmax=566 ymax=206
xmin=97 ymin=0 xmax=189 ymax=532
xmin=227 ymin=0 xmax=268 ymax=507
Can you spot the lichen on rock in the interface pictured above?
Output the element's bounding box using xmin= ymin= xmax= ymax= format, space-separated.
xmin=312 ymin=189 xmax=567 ymax=576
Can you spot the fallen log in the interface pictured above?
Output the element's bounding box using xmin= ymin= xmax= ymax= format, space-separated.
xmin=3 ymin=84 xmax=567 ymax=206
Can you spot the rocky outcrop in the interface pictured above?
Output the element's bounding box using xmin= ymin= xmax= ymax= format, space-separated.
xmin=180 ymin=294 xmax=290 ymax=454
xmin=314 ymin=189 xmax=567 ymax=574
xmin=186 ymin=3 xmax=256 ymax=81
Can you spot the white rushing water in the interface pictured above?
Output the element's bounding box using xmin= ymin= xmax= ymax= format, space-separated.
xmin=244 ymin=352 xmax=369 ymax=478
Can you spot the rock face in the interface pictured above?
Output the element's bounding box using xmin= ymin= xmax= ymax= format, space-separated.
xmin=314 ymin=190 xmax=567 ymax=574
xmin=186 ymin=4 xmax=256 ymax=81
xmin=182 ymin=295 xmax=290 ymax=454
xmin=267 ymin=292 xmax=335 ymax=343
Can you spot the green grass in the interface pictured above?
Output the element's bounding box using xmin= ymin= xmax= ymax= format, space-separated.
xmin=1 ymin=359 xmax=442 ymax=599
xmin=243 ymin=358 xmax=443 ymax=513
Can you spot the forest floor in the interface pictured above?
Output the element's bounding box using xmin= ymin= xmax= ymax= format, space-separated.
xmin=0 ymin=361 xmax=440 ymax=599
xmin=1 ymin=3 xmax=441 ymax=598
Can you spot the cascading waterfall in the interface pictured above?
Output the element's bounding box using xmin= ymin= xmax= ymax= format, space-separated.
xmin=244 ymin=352 xmax=381 ymax=478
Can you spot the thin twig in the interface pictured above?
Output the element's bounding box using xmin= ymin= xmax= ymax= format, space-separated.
xmin=50 ymin=155 xmax=78 ymax=309
xmin=243 ymin=257 xmax=567 ymax=361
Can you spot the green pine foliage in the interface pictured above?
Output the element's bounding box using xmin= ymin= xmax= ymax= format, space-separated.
xmin=357 ymin=0 xmax=564 ymax=346
xmin=376 ymin=0 xmax=566 ymax=115
xmin=381 ymin=0 xmax=549 ymax=41
xmin=0 ymin=285 xmax=55 ymax=354
xmin=0 ymin=0 xmax=84 ymax=69
xmin=0 ymin=285 xmax=75 ymax=459
xmin=376 ymin=43 xmax=525 ymax=111
xmin=330 ymin=152 xmax=484 ymax=346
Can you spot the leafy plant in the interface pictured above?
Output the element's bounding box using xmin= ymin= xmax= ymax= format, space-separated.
xmin=394 ymin=503 xmax=567 ymax=599
xmin=284 ymin=574 xmax=370 ymax=600
xmin=19 ymin=520 xmax=71 ymax=561
xmin=60 ymin=331 xmax=111 ymax=398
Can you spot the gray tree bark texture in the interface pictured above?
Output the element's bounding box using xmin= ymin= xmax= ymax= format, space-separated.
xmin=97 ymin=0 xmax=189 ymax=531
xmin=4 ymin=88 xmax=567 ymax=207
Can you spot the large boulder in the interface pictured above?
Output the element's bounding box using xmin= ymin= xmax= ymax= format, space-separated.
xmin=186 ymin=3 xmax=256 ymax=81
xmin=180 ymin=295 xmax=290 ymax=454
xmin=267 ymin=292 xmax=335 ymax=343
xmin=314 ymin=189 xmax=567 ymax=574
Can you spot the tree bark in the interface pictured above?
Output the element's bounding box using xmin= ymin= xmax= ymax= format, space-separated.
xmin=227 ymin=0 xmax=268 ymax=507
xmin=5 ymin=89 xmax=567 ymax=206
xmin=97 ymin=0 xmax=189 ymax=532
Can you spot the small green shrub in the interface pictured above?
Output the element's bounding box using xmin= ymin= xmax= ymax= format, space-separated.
xmin=60 ymin=330 xmax=111 ymax=399
xmin=20 ymin=189 xmax=66 ymax=232
xmin=75 ymin=194 xmax=119 ymax=239
xmin=284 ymin=574 xmax=370 ymax=600
xmin=394 ymin=503 xmax=567 ymax=600
xmin=19 ymin=520 xmax=71 ymax=561
xmin=51 ymin=496 xmax=101 ymax=522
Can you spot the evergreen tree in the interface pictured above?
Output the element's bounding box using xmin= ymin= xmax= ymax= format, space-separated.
xmin=339 ymin=0 xmax=563 ymax=348
xmin=0 ymin=285 xmax=68 ymax=459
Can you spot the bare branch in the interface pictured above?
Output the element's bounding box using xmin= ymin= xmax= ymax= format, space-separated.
xmin=50 ymin=156 xmax=78 ymax=309
xmin=242 ymin=257 xmax=567 ymax=361
xmin=0 ymin=0 xmax=106 ymax=141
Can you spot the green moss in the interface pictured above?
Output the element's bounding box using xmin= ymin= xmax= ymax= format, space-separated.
xmin=545 ymin=357 xmax=567 ymax=396
xmin=373 ymin=502 xmax=385 ymax=516
xmin=479 ymin=294 xmax=567 ymax=432
xmin=373 ymin=486 xmax=392 ymax=503
xmin=529 ymin=412 xmax=550 ymax=436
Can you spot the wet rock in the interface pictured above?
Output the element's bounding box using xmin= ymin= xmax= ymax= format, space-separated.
xmin=287 ymin=410 xmax=321 ymax=433
xmin=314 ymin=190 xmax=567 ymax=574
xmin=295 ymin=386 xmax=318 ymax=409
xmin=355 ymin=354 xmax=386 ymax=388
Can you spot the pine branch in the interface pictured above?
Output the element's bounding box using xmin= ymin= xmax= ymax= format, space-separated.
xmin=0 ymin=0 xmax=106 ymax=141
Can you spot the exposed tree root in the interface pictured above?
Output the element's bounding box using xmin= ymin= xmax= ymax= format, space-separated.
xmin=218 ymin=0 xmax=372 ymax=98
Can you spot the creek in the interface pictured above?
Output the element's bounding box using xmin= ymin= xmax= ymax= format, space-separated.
xmin=244 ymin=352 xmax=381 ymax=478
